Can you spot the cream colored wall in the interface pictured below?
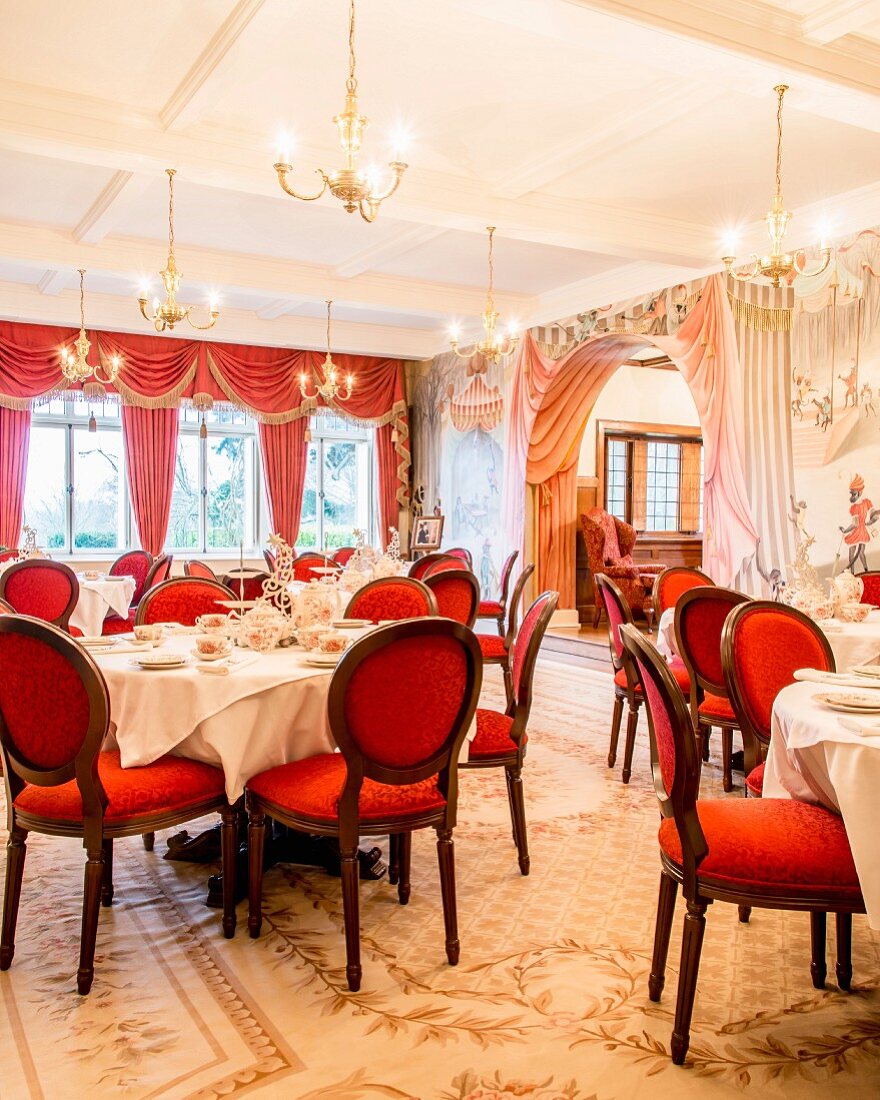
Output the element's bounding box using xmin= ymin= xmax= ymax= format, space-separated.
xmin=577 ymin=364 xmax=701 ymax=476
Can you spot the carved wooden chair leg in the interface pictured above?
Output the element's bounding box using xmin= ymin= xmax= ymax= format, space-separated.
xmin=506 ymin=765 xmax=530 ymax=875
xmin=220 ymin=803 xmax=238 ymax=939
xmin=621 ymin=702 xmax=639 ymax=784
xmin=835 ymin=912 xmax=853 ymax=991
xmin=809 ymin=910 xmax=827 ymax=989
xmin=671 ymin=898 xmax=709 ymax=1065
xmin=504 ymin=768 xmax=517 ymax=843
xmin=100 ymin=838 xmax=114 ymax=907
xmin=142 ymin=832 xmax=155 ymax=851
xmin=495 ymin=613 xmax=505 ymax=637
xmin=700 ymin=726 xmax=711 ymax=763
xmin=649 ymin=871 xmax=678 ymax=1002
xmin=721 ymin=727 xmax=734 ymax=792
xmin=339 ymin=846 xmax=362 ymax=991
xmin=608 ymin=695 xmax=624 ymax=769
xmin=77 ymin=847 xmax=105 ymax=995
xmin=436 ymin=828 xmax=460 ymax=966
xmin=396 ymin=832 xmax=412 ymax=905
xmin=247 ymin=807 xmax=267 ymax=939
xmin=501 ymin=663 xmax=513 ymax=705
xmin=737 ymin=905 xmax=751 ymax=923
xmin=388 ymin=834 xmax=400 ymax=885
xmin=0 ymin=827 xmax=27 ymax=971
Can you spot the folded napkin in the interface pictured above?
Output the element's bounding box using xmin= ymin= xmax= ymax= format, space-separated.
xmin=837 ymin=715 xmax=880 ymax=737
xmin=196 ymin=654 xmax=260 ymax=676
xmin=793 ymin=668 xmax=880 ymax=690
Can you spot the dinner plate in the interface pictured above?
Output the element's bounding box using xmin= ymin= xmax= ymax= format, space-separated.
xmin=332 ymin=618 xmax=372 ymax=629
xmin=814 ymin=691 xmax=880 ymax=713
xmin=133 ymin=653 xmax=189 ymax=670
xmin=80 ymin=635 xmax=117 ymax=648
xmin=193 ymin=648 xmax=233 ymax=662
xmin=850 ymin=664 xmax=880 ymax=680
xmin=304 ymin=652 xmax=343 ymax=667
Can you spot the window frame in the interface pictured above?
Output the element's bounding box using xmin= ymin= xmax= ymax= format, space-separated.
xmin=596 ymin=418 xmax=703 ymax=537
xmin=300 ymin=413 xmax=375 ymax=552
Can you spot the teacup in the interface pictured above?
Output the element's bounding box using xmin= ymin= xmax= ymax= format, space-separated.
xmin=195 ymin=635 xmax=231 ymax=657
xmin=133 ymin=624 xmax=163 ymax=642
xmin=298 ymin=625 xmax=330 ymax=651
xmin=196 ymin=613 xmax=229 ymax=633
xmin=839 ymin=602 xmax=871 ymax=623
xmin=318 ymin=631 xmax=349 ymax=654
xmin=83 ymin=569 xmax=100 ymax=581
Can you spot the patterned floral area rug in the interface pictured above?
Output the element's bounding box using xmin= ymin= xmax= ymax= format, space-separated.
xmin=1 ymin=660 xmax=879 ymax=1100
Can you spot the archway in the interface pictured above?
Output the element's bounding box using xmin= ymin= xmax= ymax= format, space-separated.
xmin=508 ymin=275 xmax=759 ymax=610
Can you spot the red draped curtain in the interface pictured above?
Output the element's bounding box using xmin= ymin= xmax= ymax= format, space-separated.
xmin=258 ymin=419 xmax=309 ymax=546
xmin=122 ymin=406 xmax=179 ymax=555
xmin=0 ymin=406 xmax=30 ymax=547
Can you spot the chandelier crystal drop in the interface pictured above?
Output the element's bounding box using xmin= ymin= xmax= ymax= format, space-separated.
xmin=138 ymin=169 xmax=219 ymax=332
xmin=450 ymin=227 xmax=519 ymax=364
xmin=300 ymin=300 xmax=354 ymax=404
xmin=61 ymin=269 xmax=121 ymax=385
xmin=722 ymin=85 xmax=831 ymax=289
xmin=273 ymin=0 xmax=406 ymax=223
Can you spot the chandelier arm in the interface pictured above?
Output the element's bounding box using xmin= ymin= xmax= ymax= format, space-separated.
xmin=451 ymin=345 xmax=479 ymax=361
xmin=357 ymin=200 xmax=378 ymax=224
xmin=793 ymin=247 xmax=832 ymax=278
xmin=365 ymin=162 xmax=407 ymax=205
xmin=274 ymin=165 xmax=329 ymax=202
xmin=137 ymin=298 xmax=156 ymax=322
xmin=186 ymin=309 xmax=220 ymax=332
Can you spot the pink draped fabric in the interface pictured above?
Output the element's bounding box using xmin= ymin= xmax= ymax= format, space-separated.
xmin=515 ymin=275 xmax=757 ymax=607
xmin=376 ymin=423 xmax=399 ymax=546
xmin=258 ymin=418 xmax=309 ymax=546
xmin=0 ymin=406 xmax=30 ymax=547
xmin=121 ymin=406 xmax=179 ymax=556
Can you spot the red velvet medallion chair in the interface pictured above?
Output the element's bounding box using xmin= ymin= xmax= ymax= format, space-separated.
xmin=145 ymin=553 xmax=173 ymax=589
xmin=184 ymin=559 xmax=218 ymax=581
xmin=461 ymin=590 xmax=558 ymax=875
xmin=0 ymin=549 xmax=19 ymax=564
xmin=408 ymin=552 xmax=458 ymax=580
xmin=424 ymin=569 xmax=480 ymax=628
xmin=653 ymin=566 xmax=714 ymax=621
xmin=344 ymin=577 xmax=438 ymax=623
xmin=109 ymin=550 xmax=153 ymax=608
xmin=675 ymin=586 xmax=750 ymax=792
xmin=723 ymin=601 xmax=835 ymax=799
xmin=0 ymin=616 xmax=238 ymax=995
xmin=245 ymin=618 xmax=482 ymax=991
xmin=475 ymin=550 xmax=519 ymax=636
xmin=859 ymin=570 xmax=880 ymax=606
xmin=619 ymin=623 xmax=864 ymax=1067
xmin=136 ymin=577 xmax=235 ymax=626
xmin=221 ymin=572 xmax=270 ymax=602
xmin=478 ymin=564 xmax=535 ymax=703
xmin=445 ymin=547 xmax=473 ymax=568
xmin=333 ymin=546 xmax=356 ymax=566
xmin=582 ymin=509 xmax=664 ymax=628
xmin=0 ymin=560 xmax=80 ymax=634
xmin=594 ymin=573 xmax=690 ymax=785
xmin=0 ymin=598 xmax=12 ymax=614
xmin=263 ymin=548 xmax=278 ymax=573
xmin=292 ymin=552 xmax=339 ymax=582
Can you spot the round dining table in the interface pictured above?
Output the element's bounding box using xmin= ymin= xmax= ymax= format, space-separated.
xmin=72 ymin=573 xmax=136 ymax=636
xmin=766 ymin=680 xmax=880 ymax=930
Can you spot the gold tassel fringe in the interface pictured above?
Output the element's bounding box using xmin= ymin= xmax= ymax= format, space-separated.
xmin=727 ymin=292 xmax=792 ymax=332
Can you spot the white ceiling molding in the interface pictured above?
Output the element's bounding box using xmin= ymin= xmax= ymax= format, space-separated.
xmin=36 ymin=269 xmax=67 ymax=296
xmin=257 ymin=298 xmax=305 ymax=320
xmin=801 ymin=1 xmax=880 ymax=45
xmin=334 ymin=226 xmax=448 ymax=279
xmin=72 ymin=170 xmax=154 ymax=244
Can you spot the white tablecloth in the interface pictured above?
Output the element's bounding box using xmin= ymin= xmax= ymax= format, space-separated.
xmin=93 ymin=634 xmax=335 ymax=801
xmin=657 ymin=605 xmax=880 ymax=671
xmin=767 ymin=680 xmax=880 ymax=929
xmin=72 ymin=575 xmax=136 ymax=636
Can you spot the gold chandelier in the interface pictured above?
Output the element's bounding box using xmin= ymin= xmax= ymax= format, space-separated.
xmin=450 ymin=227 xmax=519 ymax=364
xmin=138 ymin=169 xmax=219 ymax=332
xmin=61 ymin=269 xmax=121 ymax=385
xmin=300 ymin=300 xmax=353 ymax=404
xmin=273 ymin=0 xmax=406 ymax=223
xmin=723 ymin=85 xmax=831 ymax=288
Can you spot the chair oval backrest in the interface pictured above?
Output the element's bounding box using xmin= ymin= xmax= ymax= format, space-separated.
xmin=675 ymin=586 xmax=749 ymax=695
xmin=0 ymin=597 xmax=12 ymax=614
xmin=408 ymin=552 xmax=457 ymax=580
xmin=497 ymin=550 xmax=520 ymax=606
xmin=444 ymin=546 xmax=473 ymax=569
xmin=136 ymin=577 xmax=235 ymax=626
xmin=110 ymin=550 xmax=153 ymax=604
xmin=184 ymin=559 xmax=217 ymax=581
xmin=860 ymin=571 xmax=880 ymax=606
xmin=293 ymin=553 xmax=339 ymax=582
xmin=423 ymin=569 xmax=480 ymax=627
xmin=263 ymin=548 xmax=277 ymax=573
xmin=511 ymin=589 xmax=558 ymax=706
xmin=221 ymin=573 xmax=268 ymax=602
xmin=653 ymin=566 xmax=714 ymax=618
xmin=329 ymin=618 xmax=482 ymax=783
xmin=0 ymin=616 xmax=108 ymax=783
xmin=504 ymin=563 xmax=536 ymax=649
xmin=144 ymin=554 xmax=173 ymax=592
xmin=723 ymin=600 xmax=835 ymax=748
xmin=424 ymin=556 xmax=467 ymax=578
xmin=0 ymin=560 xmax=79 ymax=631
xmin=333 ymin=547 xmax=356 ymax=566
xmin=593 ymin=572 xmax=634 ymax=667
xmin=344 ymin=577 xmax=438 ymax=623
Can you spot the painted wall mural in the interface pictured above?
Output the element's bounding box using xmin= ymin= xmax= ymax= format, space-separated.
xmin=789 ymin=227 xmax=880 ymax=578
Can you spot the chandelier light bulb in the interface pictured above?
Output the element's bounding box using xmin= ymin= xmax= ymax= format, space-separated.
xmin=300 ymin=300 xmax=354 ymax=405
xmin=450 ymin=227 xmax=519 ymax=364
xmin=60 ymin=269 xmax=122 ymax=386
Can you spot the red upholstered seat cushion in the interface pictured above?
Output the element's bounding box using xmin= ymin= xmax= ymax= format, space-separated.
xmin=247 ymin=753 xmax=446 ymax=823
xmin=101 ymin=612 xmax=137 ymax=635
xmin=479 ymin=600 xmax=503 ymax=616
xmin=658 ymin=798 xmax=862 ymax=901
xmin=468 ymin=708 xmax=522 ymax=760
xmin=614 ymin=660 xmax=689 ymax=694
xmin=14 ymin=750 xmax=225 ymax=822
xmin=478 ymin=634 xmax=507 ymax=659
xmin=699 ymin=692 xmax=736 ymax=722
xmin=746 ymin=762 xmax=765 ymax=797
xmin=68 ymin=625 xmax=83 ymax=637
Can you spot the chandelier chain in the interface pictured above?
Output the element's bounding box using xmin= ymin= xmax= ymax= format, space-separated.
xmin=78 ymin=268 xmax=85 ymax=330
xmin=774 ymin=84 xmax=786 ymax=202
xmin=326 ymin=298 xmax=333 ymax=353
xmin=346 ymin=0 xmax=357 ymax=95
xmin=487 ymin=226 xmax=495 ymax=312
xmin=167 ymin=169 xmax=175 ymax=253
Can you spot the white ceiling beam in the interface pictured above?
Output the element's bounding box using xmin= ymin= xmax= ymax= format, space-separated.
xmin=257 ymin=298 xmax=306 ymax=320
xmin=159 ymin=0 xmax=269 ymax=131
xmin=334 ymin=226 xmax=448 ymax=279
xmin=36 ymin=269 xmax=67 ymax=295
xmin=0 ymin=280 xmax=439 ymax=359
xmin=73 ymin=170 xmax=154 ymax=244
xmin=802 ymin=1 xmax=880 ymax=45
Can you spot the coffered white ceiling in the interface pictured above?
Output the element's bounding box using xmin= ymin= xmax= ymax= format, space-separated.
xmin=0 ymin=0 xmax=878 ymax=358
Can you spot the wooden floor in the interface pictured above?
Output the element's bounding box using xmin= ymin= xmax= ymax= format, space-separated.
xmin=543 ymin=619 xmax=655 ymax=671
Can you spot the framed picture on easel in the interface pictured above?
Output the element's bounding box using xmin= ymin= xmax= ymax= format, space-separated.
xmin=410 ymin=515 xmax=444 ymax=554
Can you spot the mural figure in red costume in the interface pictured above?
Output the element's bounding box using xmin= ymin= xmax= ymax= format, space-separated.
xmin=839 ymin=473 xmax=880 ymax=574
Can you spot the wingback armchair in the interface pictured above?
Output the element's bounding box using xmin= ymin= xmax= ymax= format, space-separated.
xmin=581 ymin=508 xmax=665 ymax=627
